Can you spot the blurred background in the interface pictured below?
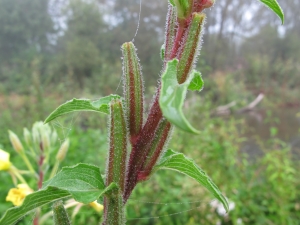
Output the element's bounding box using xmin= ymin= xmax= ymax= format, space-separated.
xmin=0 ymin=0 xmax=299 ymax=224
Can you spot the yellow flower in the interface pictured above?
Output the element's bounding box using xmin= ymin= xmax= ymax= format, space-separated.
xmin=6 ymin=184 xmax=33 ymax=206
xmin=0 ymin=149 xmax=12 ymax=171
xmin=89 ymin=201 xmax=104 ymax=213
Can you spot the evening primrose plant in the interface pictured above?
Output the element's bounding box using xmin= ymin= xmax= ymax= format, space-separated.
xmin=1 ymin=122 xmax=103 ymax=224
xmin=0 ymin=0 xmax=284 ymax=224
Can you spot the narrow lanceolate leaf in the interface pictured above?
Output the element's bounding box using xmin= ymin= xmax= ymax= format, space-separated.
xmin=106 ymin=99 xmax=128 ymax=192
xmin=0 ymin=187 xmax=70 ymax=225
xmin=259 ymin=0 xmax=284 ymax=24
xmin=43 ymin=163 xmax=117 ymax=204
xmin=159 ymin=59 xmax=200 ymax=134
xmin=44 ymin=95 xmax=121 ymax=123
xmin=188 ymin=70 xmax=204 ymax=91
xmin=177 ymin=13 xmax=205 ymax=84
xmin=154 ymin=149 xmax=229 ymax=212
xmin=53 ymin=201 xmax=71 ymax=225
xmin=164 ymin=4 xmax=177 ymax=61
xmin=122 ymin=42 xmax=144 ymax=139
xmin=138 ymin=119 xmax=172 ymax=181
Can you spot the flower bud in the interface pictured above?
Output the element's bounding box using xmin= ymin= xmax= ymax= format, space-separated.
xmin=0 ymin=149 xmax=12 ymax=171
xmin=56 ymin=139 xmax=70 ymax=162
xmin=41 ymin=131 xmax=50 ymax=151
xmin=164 ymin=4 xmax=177 ymax=61
xmin=193 ymin=0 xmax=215 ymax=12
xmin=51 ymin=130 xmax=58 ymax=146
xmin=103 ymin=99 xmax=127 ymax=225
xmin=53 ymin=200 xmax=71 ymax=225
xmin=172 ymin=0 xmax=192 ymax=19
xmin=8 ymin=131 xmax=24 ymax=154
xmin=177 ymin=12 xmax=205 ymax=84
xmin=122 ymin=42 xmax=144 ymax=142
xmin=36 ymin=123 xmax=51 ymax=151
xmin=32 ymin=122 xmax=41 ymax=147
xmin=23 ymin=128 xmax=32 ymax=147
xmin=106 ymin=99 xmax=128 ymax=192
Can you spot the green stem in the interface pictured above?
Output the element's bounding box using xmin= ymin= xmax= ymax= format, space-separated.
xmin=103 ymin=99 xmax=127 ymax=225
xmin=10 ymin=166 xmax=28 ymax=185
xmin=20 ymin=152 xmax=36 ymax=175
xmin=50 ymin=161 xmax=60 ymax=178
xmin=103 ymin=191 xmax=125 ymax=225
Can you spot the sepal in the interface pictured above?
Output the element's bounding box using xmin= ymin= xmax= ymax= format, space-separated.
xmin=164 ymin=4 xmax=177 ymax=61
xmin=122 ymin=42 xmax=144 ymax=141
xmin=138 ymin=119 xmax=172 ymax=181
xmin=177 ymin=12 xmax=205 ymax=84
xmin=106 ymin=99 xmax=128 ymax=193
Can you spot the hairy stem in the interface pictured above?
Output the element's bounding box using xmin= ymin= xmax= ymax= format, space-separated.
xmin=103 ymin=99 xmax=128 ymax=225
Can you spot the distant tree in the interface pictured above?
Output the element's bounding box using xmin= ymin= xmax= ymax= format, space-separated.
xmin=0 ymin=0 xmax=53 ymax=61
xmin=55 ymin=0 xmax=106 ymax=89
xmin=0 ymin=0 xmax=54 ymax=92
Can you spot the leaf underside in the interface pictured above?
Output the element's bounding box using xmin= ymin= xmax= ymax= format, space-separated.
xmin=159 ymin=59 xmax=200 ymax=134
xmin=188 ymin=70 xmax=204 ymax=91
xmin=154 ymin=149 xmax=229 ymax=212
xmin=44 ymin=94 xmax=121 ymax=123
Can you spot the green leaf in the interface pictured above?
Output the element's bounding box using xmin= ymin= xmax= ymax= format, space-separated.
xmin=154 ymin=149 xmax=229 ymax=212
xmin=0 ymin=187 xmax=71 ymax=225
xmin=188 ymin=70 xmax=204 ymax=91
xmin=159 ymin=59 xmax=200 ymax=134
xmin=44 ymin=94 xmax=121 ymax=123
xmin=0 ymin=163 xmax=117 ymax=225
xmin=169 ymin=0 xmax=175 ymax=6
xmin=259 ymin=0 xmax=284 ymax=24
xmin=43 ymin=163 xmax=117 ymax=204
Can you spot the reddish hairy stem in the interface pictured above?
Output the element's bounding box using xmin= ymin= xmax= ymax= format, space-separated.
xmin=124 ymin=93 xmax=162 ymax=201
xmin=33 ymin=217 xmax=39 ymax=225
xmin=170 ymin=25 xmax=185 ymax=59
xmin=38 ymin=155 xmax=44 ymax=189
xmin=124 ymin=16 xmax=187 ymax=202
xmin=124 ymin=10 xmax=199 ymax=202
xmin=138 ymin=121 xmax=172 ymax=181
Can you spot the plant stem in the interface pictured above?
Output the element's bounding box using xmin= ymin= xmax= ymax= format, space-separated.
xmin=103 ymin=99 xmax=127 ymax=225
xmin=124 ymin=92 xmax=163 ymax=201
xmin=20 ymin=152 xmax=36 ymax=175
xmin=9 ymin=166 xmax=28 ymax=185
xmin=103 ymin=191 xmax=125 ymax=225
xmin=50 ymin=161 xmax=60 ymax=178
xmin=124 ymin=11 xmax=202 ymax=202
